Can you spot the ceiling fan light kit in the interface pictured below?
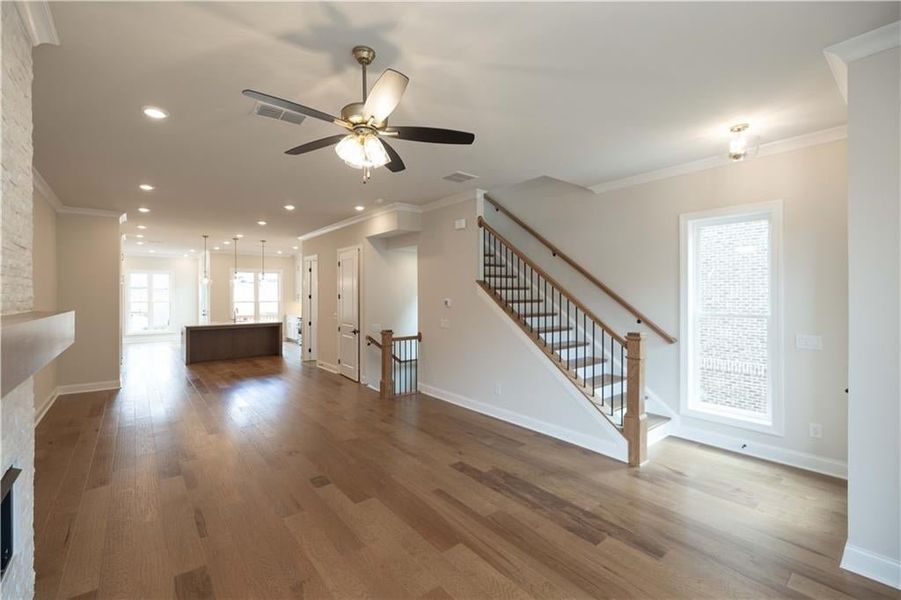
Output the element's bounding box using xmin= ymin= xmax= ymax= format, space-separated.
xmin=244 ymin=45 xmax=475 ymax=183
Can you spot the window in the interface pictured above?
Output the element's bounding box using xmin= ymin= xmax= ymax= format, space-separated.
xmin=680 ymin=202 xmax=782 ymax=433
xmin=231 ymin=271 xmax=280 ymax=322
xmin=127 ymin=271 xmax=171 ymax=334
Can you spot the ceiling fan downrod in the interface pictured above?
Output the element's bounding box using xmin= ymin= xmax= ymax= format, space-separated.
xmin=352 ymin=45 xmax=376 ymax=102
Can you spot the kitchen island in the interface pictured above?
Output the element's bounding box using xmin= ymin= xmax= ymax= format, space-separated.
xmin=183 ymin=321 xmax=283 ymax=365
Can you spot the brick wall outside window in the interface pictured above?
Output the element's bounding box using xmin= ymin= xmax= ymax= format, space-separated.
xmin=695 ymin=218 xmax=770 ymax=416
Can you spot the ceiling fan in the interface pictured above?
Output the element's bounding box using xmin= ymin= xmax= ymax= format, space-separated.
xmin=243 ymin=45 xmax=475 ymax=183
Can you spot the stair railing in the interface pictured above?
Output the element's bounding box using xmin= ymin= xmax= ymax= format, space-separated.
xmin=479 ymin=217 xmax=647 ymax=466
xmin=483 ymin=193 xmax=676 ymax=344
xmin=366 ymin=330 xmax=421 ymax=399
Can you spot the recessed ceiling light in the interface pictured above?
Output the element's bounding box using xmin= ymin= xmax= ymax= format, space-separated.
xmin=223 ymin=240 xmax=231 ymax=245
xmin=138 ymin=207 xmax=150 ymax=213
xmin=142 ymin=106 xmax=169 ymax=120
xmin=213 ymin=246 xmax=220 ymax=250
xmin=284 ymin=204 xmax=295 ymax=211
xmin=138 ymin=184 xmax=155 ymax=192
xmin=257 ymin=220 xmax=267 ymax=226
xmin=137 ymin=225 xmax=147 ymax=230
xmin=297 ymin=236 xmax=302 ymax=240
xmin=136 ymin=241 xmax=144 ymax=246
xmin=354 ymin=205 xmax=365 ymax=212
xmin=292 ymin=246 xmax=298 ymax=250
xmin=236 ymin=234 xmax=244 ymax=238
xmin=149 ymin=249 xmax=156 ymax=253
xmin=136 ymin=234 xmax=144 ymax=238
xmin=189 ymin=249 xmax=196 ymax=253
xmin=277 ymin=250 xmax=283 ymax=255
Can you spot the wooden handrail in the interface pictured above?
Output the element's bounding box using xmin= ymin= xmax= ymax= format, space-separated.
xmin=483 ymin=194 xmax=677 ymax=344
xmin=478 ymin=217 xmax=626 ymax=346
xmin=366 ymin=333 xmax=421 ymax=363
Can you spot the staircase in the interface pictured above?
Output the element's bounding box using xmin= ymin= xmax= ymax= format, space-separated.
xmin=477 ymin=200 xmax=674 ymax=466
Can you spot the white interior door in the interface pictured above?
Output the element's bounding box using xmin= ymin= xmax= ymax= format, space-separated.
xmin=302 ymin=255 xmax=318 ymax=362
xmin=337 ymin=247 xmax=360 ymax=381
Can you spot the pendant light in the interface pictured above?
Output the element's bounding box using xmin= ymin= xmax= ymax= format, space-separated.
xmin=201 ymin=234 xmax=211 ymax=285
xmin=260 ymin=240 xmax=266 ymax=278
xmin=232 ymin=237 xmax=239 ymax=281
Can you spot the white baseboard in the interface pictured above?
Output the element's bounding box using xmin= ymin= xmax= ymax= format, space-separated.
xmin=672 ymin=423 xmax=848 ymax=479
xmin=35 ymin=388 xmax=61 ymax=425
xmin=56 ymin=379 xmax=121 ymax=396
xmin=841 ymin=543 xmax=901 ymax=589
xmin=419 ymin=383 xmax=628 ymax=462
xmin=316 ymin=361 xmax=339 ymax=374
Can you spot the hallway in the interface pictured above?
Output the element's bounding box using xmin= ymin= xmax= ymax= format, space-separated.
xmin=33 ymin=343 xmax=895 ymax=599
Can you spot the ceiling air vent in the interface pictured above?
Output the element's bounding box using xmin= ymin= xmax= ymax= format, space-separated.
xmin=443 ymin=171 xmax=478 ymax=183
xmin=253 ymin=102 xmax=306 ymax=126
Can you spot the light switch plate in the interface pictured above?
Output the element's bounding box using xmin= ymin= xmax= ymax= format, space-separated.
xmin=809 ymin=423 xmax=823 ymax=439
xmin=796 ymin=334 xmax=823 ymax=350
xmin=440 ymin=318 xmax=450 ymax=329
xmin=454 ymin=218 xmax=467 ymax=230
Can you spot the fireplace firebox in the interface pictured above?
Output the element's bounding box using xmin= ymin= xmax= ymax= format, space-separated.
xmin=0 ymin=466 xmax=22 ymax=580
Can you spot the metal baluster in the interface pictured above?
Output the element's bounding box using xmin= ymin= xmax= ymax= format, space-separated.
xmin=620 ymin=342 xmax=624 ymax=425
xmin=592 ymin=322 xmax=596 ymax=397
xmin=610 ymin=334 xmax=615 ymax=418
xmin=565 ymin=298 xmax=570 ymax=371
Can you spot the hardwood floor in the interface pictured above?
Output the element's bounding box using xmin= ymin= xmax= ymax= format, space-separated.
xmin=35 ymin=342 xmax=897 ymax=599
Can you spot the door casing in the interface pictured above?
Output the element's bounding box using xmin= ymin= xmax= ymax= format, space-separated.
xmin=302 ymin=255 xmax=318 ymax=362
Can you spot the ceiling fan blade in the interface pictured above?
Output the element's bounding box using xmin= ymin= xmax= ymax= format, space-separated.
xmin=388 ymin=126 xmax=475 ymax=145
xmin=380 ymin=140 xmax=406 ymax=173
xmin=285 ymin=134 xmax=347 ymax=155
xmin=363 ymin=69 xmax=409 ymax=123
xmin=243 ymin=89 xmax=349 ymax=128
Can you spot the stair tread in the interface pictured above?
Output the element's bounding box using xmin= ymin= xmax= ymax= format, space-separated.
xmin=570 ymin=356 xmax=607 ymax=368
xmin=516 ymin=311 xmax=556 ymax=318
xmin=534 ymin=324 xmax=571 ymax=333
xmin=648 ymin=413 xmax=670 ymax=431
xmin=549 ymin=339 xmax=589 ymax=350
xmin=585 ymin=373 xmax=625 ymax=388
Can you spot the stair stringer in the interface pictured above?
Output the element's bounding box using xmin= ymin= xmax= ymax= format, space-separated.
xmin=475 ymin=283 xmax=629 ymax=463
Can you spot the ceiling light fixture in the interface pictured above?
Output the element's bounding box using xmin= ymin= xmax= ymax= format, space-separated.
xmin=260 ymin=240 xmax=266 ymax=277
xmin=284 ymin=204 xmax=295 ymax=211
xmin=149 ymin=250 xmax=156 ymax=254
xmin=292 ymin=246 xmax=299 ymax=250
xmin=138 ymin=207 xmax=150 ymax=213
xmin=236 ymin=233 xmax=244 ymax=239
xmin=223 ymin=240 xmax=231 ymax=245
xmin=727 ymin=123 xmax=758 ymax=161
xmin=277 ymin=250 xmax=282 ymax=255
xmin=257 ymin=220 xmax=267 ymax=226
xmin=136 ymin=234 xmax=144 ymax=238
xmin=336 ymin=133 xmax=390 ymax=182
xmin=138 ymin=184 xmax=155 ymax=191
xmin=136 ymin=241 xmax=144 ymax=246
xmin=142 ymin=106 xmax=169 ymax=120
xmin=137 ymin=225 xmax=147 ymax=230
xmin=213 ymin=246 xmax=220 ymax=251
xmin=354 ymin=205 xmax=365 ymax=212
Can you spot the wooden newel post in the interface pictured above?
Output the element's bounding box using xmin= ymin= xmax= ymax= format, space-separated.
xmin=624 ymin=332 xmax=647 ymax=467
xmin=380 ymin=329 xmax=394 ymax=399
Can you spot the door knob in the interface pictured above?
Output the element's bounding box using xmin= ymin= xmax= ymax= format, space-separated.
xmin=352 ymin=329 xmax=359 ymax=335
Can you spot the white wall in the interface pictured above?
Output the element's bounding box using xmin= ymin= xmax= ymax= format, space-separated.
xmin=56 ymin=213 xmax=121 ymax=389
xmin=123 ymin=255 xmax=199 ymax=340
xmin=487 ymin=140 xmax=849 ymax=475
xmin=418 ymin=197 xmax=628 ymax=460
xmin=33 ymin=177 xmax=58 ymax=417
xmin=843 ymin=45 xmax=900 ymax=588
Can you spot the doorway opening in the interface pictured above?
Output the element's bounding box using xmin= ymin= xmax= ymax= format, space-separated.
xmin=302 ymin=255 xmax=319 ymax=362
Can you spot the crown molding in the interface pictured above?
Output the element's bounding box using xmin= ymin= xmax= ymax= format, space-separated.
xmin=14 ymin=1 xmax=59 ymax=47
xmin=34 ymin=169 xmax=123 ymax=218
xmin=297 ymin=202 xmax=421 ymax=242
xmin=824 ymin=21 xmax=900 ymax=103
xmin=590 ymin=125 xmax=847 ymax=195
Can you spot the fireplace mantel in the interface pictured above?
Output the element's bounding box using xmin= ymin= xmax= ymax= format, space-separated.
xmin=1 ymin=311 xmax=74 ymax=398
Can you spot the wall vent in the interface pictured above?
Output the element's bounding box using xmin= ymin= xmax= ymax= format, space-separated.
xmin=253 ymin=102 xmax=306 ymax=126
xmin=442 ymin=171 xmax=478 ymax=183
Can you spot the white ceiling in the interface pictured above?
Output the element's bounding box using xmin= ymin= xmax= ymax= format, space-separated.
xmin=34 ymin=2 xmax=899 ymax=256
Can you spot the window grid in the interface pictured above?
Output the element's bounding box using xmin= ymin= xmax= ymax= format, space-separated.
xmin=231 ymin=271 xmax=280 ymax=323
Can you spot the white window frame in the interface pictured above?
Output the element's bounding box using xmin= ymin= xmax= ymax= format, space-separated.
xmin=230 ymin=269 xmax=282 ymax=322
xmin=679 ymin=200 xmax=784 ymax=435
xmin=126 ymin=269 xmax=173 ymax=335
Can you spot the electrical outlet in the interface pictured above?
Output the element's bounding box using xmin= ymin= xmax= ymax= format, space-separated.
xmin=495 ymin=383 xmax=502 ymax=396
xmin=440 ymin=318 xmax=450 ymax=329
xmin=809 ymin=423 xmax=823 ymax=439
xmin=796 ymin=334 xmax=823 ymax=350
